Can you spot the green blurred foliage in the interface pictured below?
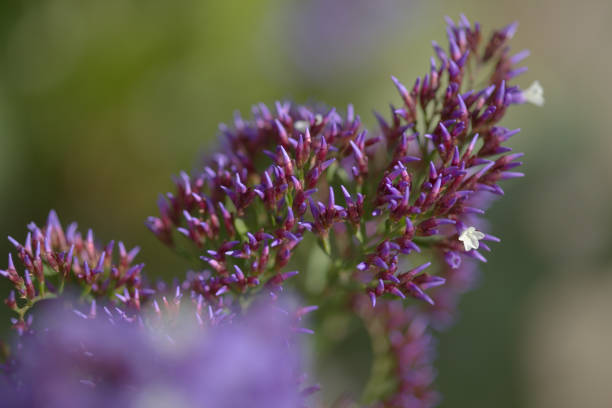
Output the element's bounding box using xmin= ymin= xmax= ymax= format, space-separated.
xmin=1 ymin=0 xmax=611 ymax=407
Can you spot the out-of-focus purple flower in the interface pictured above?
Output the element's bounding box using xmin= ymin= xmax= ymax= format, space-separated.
xmin=428 ymin=259 xmax=481 ymax=330
xmin=279 ymin=0 xmax=415 ymax=83
xmin=2 ymin=296 xmax=313 ymax=408
xmin=357 ymin=296 xmax=440 ymax=408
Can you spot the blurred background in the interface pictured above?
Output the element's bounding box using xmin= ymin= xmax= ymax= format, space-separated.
xmin=1 ymin=0 xmax=611 ymax=406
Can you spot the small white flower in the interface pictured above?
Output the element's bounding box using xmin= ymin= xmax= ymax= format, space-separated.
xmin=458 ymin=226 xmax=485 ymax=251
xmin=522 ymin=80 xmax=544 ymax=107
xmin=294 ymin=114 xmax=323 ymax=133
xmin=293 ymin=120 xmax=309 ymax=133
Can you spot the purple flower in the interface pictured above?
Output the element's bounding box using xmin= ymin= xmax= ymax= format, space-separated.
xmin=1 ymin=211 xmax=146 ymax=328
xmin=280 ymin=0 xmax=414 ymax=83
xmin=2 ymin=296 xmax=313 ymax=408
xmin=357 ymin=297 xmax=440 ymax=408
xmin=147 ymin=102 xmax=363 ymax=301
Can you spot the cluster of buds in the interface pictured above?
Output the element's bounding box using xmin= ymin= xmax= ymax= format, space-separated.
xmin=345 ymin=15 xmax=537 ymax=406
xmin=352 ymin=15 xmax=533 ymax=308
xmin=1 ymin=211 xmax=146 ymax=326
xmin=147 ymin=101 xmax=370 ymax=301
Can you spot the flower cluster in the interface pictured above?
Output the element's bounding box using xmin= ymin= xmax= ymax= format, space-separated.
xmin=1 ymin=211 xmax=146 ymax=331
xmin=1 ymin=297 xmax=314 ymax=408
xmin=0 ymin=15 xmax=538 ymax=408
xmin=146 ymin=16 xmax=532 ymax=318
xmin=356 ymin=16 xmax=530 ymax=308
xmin=146 ymin=100 xmax=370 ymax=304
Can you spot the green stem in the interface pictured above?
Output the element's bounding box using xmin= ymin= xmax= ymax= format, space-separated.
xmin=360 ymin=311 xmax=396 ymax=404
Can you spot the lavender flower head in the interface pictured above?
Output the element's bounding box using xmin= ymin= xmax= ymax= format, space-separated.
xmin=0 ymin=15 xmax=541 ymax=407
xmin=2 ymin=296 xmax=311 ymax=408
